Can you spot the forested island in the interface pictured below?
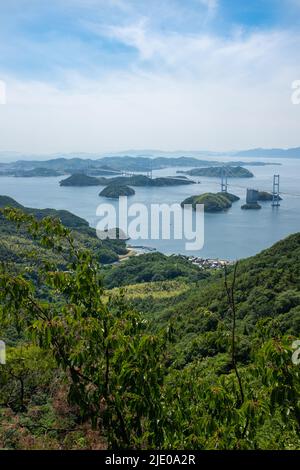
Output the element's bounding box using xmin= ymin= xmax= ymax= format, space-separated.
xmin=181 ymin=192 xmax=240 ymax=212
xmin=257 ymin=191 xmax=282 ymax=201
xmin=97 ymin=175 xmax=195 ymax=187
xmin=178 ymin=166 xmax=254 ymax=178
xmin=60 ymin=173 xmax=195 ymax=187
xmin=99 ymin=184 xmax=135 ymax=198
xmin=60 ymin=174 xmax=101 ymax=186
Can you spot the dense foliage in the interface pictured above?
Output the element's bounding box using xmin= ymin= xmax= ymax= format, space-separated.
xmin=0 ymin=207 xmax=299 ymax=450
xmin=0 ymin=196 xmax=127 ymax=265
xmin=103 ymin=252 xmax=208 ymax=288
xmin=181 ymin=192 xmax=239 ymax=212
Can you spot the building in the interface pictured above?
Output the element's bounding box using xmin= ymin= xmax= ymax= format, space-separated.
xmin=246 ymin=189 xmax=259 ymax=204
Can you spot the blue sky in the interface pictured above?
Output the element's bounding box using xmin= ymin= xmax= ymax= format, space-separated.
xmin=0 ymin=0 xmax=300 ymax=154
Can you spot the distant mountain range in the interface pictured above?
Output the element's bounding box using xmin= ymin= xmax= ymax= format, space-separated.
xmin=0 ymin=155 xmax=281 ymax=176
xmin=0 ymin=147 xmax=299 ymax=164
xmin=232 ymin=147 xmax=300 ymax=158
xmin=102 ymin=147 xmax=300 ymax=159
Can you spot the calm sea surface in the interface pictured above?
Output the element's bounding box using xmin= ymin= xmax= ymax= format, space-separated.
xmin=0 ymin=157 xmax=299 ymax=260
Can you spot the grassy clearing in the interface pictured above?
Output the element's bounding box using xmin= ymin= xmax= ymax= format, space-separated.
xmin=108 ymin=280 xmax=189 ymax=300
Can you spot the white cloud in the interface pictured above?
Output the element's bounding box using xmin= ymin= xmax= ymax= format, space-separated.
xmin=101 ymin=20 xmax=295 ymax=80
xmin=104 ymin=18 xmax=155 ymax=60
xmin=198 ymin=0 xmax=218 ymax=17
xmin=0 ymin=24 xmax=300 ymax=154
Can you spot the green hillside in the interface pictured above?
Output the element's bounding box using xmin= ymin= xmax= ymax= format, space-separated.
xmin=97 ymin=175 xmax=195 ymax=187
xmin=59 ymin=174 xmax=101 ymax=186
xmin=130 ymin=233 xmax=300 ymax=368
xmin=0 ymin=204 xmax=299 ymax=450
xmin=0 ymin=196 xmax=127 ymax=265
xmin=103 ymin=252 xmax=209 ymax=288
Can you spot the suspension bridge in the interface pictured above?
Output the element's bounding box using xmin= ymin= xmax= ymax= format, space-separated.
xmin=218 ymin=165 xmax=300 ymax=206
xmin=78 ymin=161 xmax=300 ymax=203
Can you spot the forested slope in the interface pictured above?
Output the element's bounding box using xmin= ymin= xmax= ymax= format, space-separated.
xmin=0 ymin=195 xmax=127 ymax=264
xmin=127 ymin=233 xmax=300 ymax=367
xmin=0 ymin=205 xmax=299 ymax=450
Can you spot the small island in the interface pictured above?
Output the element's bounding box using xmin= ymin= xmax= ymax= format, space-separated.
xmin=59 ymin=174 xmax=195 ymax=188
xmin=99 ymin=184 xmax=135 ymax=198
xmin=257 ymin=191 xmax=282 ymax=202
xmin=178 ymin=166 xmax=254 ymax=178
xmin=241 ymin=203 xmax=262 ymax=210
xmin=181 ymin=192 xmax=240 ymax=213
xmin=60 ymin=174 xmax=101 ymax=186
xmin=97 ymin=175 xmax=195 ymax=187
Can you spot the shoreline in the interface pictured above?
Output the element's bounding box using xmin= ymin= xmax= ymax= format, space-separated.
xmin=119 ymin=245 xmax=233 ymax=268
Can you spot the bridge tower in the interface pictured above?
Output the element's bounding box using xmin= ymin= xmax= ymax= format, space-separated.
xmin=146 ymin=160 xmax=153 ymax=179
xmin=221 ymin=166 xmax=228 ymax=193
xmin=272 ymin=174 xmax=280 ymax=207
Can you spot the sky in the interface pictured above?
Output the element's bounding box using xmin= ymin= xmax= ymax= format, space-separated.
xmin=0 ymin=0 xmax=300 ymax=155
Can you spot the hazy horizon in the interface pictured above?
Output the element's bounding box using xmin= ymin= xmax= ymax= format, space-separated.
xmin=1 ymin=145 xmax=300 ymax=163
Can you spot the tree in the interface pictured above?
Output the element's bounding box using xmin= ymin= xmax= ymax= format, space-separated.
xmin=0 ymin=208 xmax=166 ymax=449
